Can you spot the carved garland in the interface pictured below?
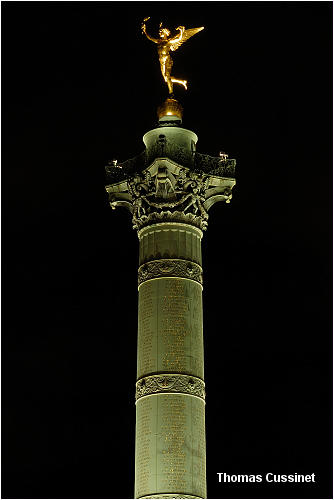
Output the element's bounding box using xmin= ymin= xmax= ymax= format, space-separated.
xmin=135 ymin=374 xmax=205 ymax=402
xmin=138 ymin=259 xmax=203 ymax=286
xmin=139 ymin=495 xmax=203 ymax=499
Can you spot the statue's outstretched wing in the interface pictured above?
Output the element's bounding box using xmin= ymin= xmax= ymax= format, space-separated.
xmin=170 ymin=26 xmax=204 ymax=52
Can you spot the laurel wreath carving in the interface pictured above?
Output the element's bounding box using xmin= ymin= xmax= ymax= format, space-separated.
xmin=135 ymin=374 xmax=205 ymax=401
xmin=138 ymin=495 xmax=203 ymax=499
xmin=138 ymin=259 xmax=203 ymax=286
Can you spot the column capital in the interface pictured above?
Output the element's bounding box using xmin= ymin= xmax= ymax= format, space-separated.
xmin=105 ymin=146 xmax=236 ymax=231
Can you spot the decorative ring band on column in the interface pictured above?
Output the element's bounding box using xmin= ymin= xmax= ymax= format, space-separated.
xmin=138 ymin=259 xmax=203 ymax=286
xmin=136 ymin=374 xmax=205 ymax=402
xmin=138 ymin=495 xmax=203 ymax=499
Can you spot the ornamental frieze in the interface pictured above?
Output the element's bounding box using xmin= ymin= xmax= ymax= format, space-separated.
xmin=139 ymin=496 xmax=203 ymax=499
xmin=135 ymin=374 xmax=205 ymax=401
xmin=138 ymin=259 xmax=203 ymax=286
xmin=105 ymin=159 xmax=235 ymax=232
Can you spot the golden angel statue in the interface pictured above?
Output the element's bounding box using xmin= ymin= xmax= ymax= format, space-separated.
xmin=141 ymin=17 xmax=204 ymax=95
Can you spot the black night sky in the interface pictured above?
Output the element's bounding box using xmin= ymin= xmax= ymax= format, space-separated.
xmin=2 ymin=1 xmax=333 ymax=499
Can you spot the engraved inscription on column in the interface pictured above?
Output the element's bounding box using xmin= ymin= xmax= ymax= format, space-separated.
xmin=160 ymin=280 xmax=189 ymax=373
xmin=138 ymin=281 xmax=156 ymax=377
xmin=135 ymin=397 xmax=156 ymax=498
xmin=136 ymin=394 xmax=206 ymax=499
xmin=138 ymin=279 xmax=204 ymax=379
xmin=158 ymin=279 xmax=204 ymax=379
xmin=154 ymin=394 xmax=206 ymax=498
xmin=190 ymin=398 xmax=206 ymax=498
xmin=189 ymin=284 xmax=204 ymax=377
xmin=159 ymin=395 xmax=187 ymax=492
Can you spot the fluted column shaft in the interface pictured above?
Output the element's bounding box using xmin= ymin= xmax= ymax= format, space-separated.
xmin=135 ymin=222 xmax=207 ymax=499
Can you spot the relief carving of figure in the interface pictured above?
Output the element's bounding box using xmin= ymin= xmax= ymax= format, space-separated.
xmin=155 ymin=166 xmax=175 ymax=199
xmin=126 ymin=167 xmax=211 ymax=229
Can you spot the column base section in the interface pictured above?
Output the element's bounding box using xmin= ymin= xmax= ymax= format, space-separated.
xmin=135 ymin=394 xmax=206 ymax=499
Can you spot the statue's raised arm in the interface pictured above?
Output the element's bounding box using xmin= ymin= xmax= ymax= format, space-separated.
xmin=141 ymin=18 xmax=204 ymax=95
xmin=141 ymin=17 xmax=159 ymax=43
xmin=170 ymin=26 xmax=185 ymax=44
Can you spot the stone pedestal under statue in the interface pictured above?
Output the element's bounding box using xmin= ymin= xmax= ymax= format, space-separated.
xmin=105 ymin=98 xmax=236 ymax=499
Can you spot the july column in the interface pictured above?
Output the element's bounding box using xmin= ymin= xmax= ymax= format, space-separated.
xmin=135 ymin=221 xmax=207 ymax=499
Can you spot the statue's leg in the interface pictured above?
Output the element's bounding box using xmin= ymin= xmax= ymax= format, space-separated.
xmin=165 ymin=55 xmax=187 ymax=90
xmin=165 ymin=56 xmax=174 ymax=94
xmin=167 ymin=78 xmax=173 ymax=94
xmin=160 ymin=61 xmax=167 ymax=81
xmin=160 ymin=59 xmax=173 ymax=94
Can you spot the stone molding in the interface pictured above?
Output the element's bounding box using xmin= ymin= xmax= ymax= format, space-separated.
xmin=138 ymin=259 xmax=203 ymax=286
xmin=105 ymin=139 xmax=236 ymax=182
xmin=136 ymin=374 xmax=205 ymax=402
xmin=138 ymin=222 xmax=203 ymax=240
xmin=138 ymin=495 xmax=203 ymax=499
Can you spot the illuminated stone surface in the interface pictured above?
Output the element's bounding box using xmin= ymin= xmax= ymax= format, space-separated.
xmin=105 ymin=105 xmax=236 ymax=498
xmin=137 ymin=278 xmax=204 ymax=379
xmin=135 ymin=395 xmax=206 ymax=498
